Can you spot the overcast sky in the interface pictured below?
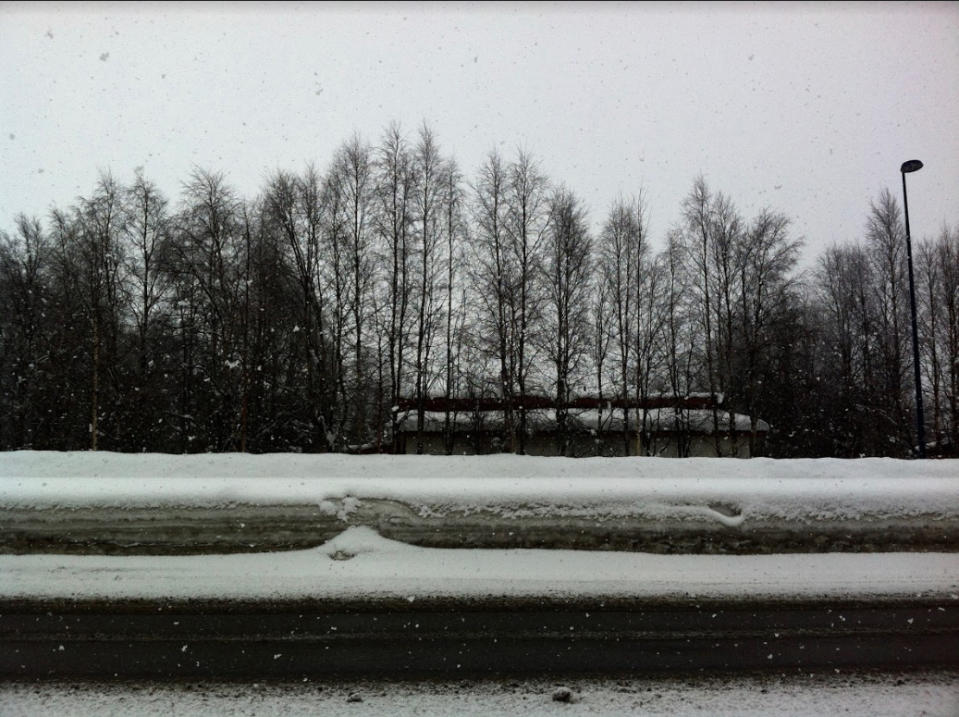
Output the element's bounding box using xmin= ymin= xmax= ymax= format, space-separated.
xmin=2 ymin=1 xmax=957 ymax=267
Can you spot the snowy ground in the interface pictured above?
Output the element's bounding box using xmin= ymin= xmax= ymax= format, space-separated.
xmin=5 ymin=453 xmax=958 ymax=514
xmin=3 ymin=525 xmax=958 ymax=602
xmin=1 ymin=671 xmax=957 ymax=716
xmin=3 ymin=452 xmax=959 ymax=554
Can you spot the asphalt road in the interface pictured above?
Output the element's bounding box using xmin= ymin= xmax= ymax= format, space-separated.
xmin=3 ymin=595 xmax=957 ymax=678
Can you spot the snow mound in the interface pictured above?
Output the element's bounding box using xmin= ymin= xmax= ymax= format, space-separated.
xmin=317 ymin=526 xmax=415 ymax=560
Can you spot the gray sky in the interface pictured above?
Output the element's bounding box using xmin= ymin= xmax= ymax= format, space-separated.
xmin=2 ymin=1 xmax=957 ymax=267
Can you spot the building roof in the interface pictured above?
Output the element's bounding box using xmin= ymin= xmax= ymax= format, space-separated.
xmin=395 ymin=393 xmax=723 ymax=413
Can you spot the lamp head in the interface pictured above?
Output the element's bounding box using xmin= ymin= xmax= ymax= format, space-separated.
xmin=901 ymin=159 xmax=924 ymax=173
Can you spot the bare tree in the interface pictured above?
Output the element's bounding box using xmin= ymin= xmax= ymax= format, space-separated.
xmin=542 ymin=187 xmax=592 ymax=455
xmin=118 ymin=172 xmax=173 ymax=448
xmin=737 ymin=208 xmax=802 ymax=455
xmin=589 ymin=269 xmax=614 ymax=451
xmin=815 ymin=243 xmax=878 ymax=455
xmin=504 ymin=151 xmax=550 ymax=453
xmin=918 ymin=225 xmax=959 ymax=453
xmin=661 ymin=229 xmax=695 ymax=456
xmin=264 ymin=165 xmax=335 ymax=450
xmin=53 ymin=173 xmax=128 ymax=450
xmin=866 ymin=189 xmax=911 ymax=454
xmin=411 ymin=124 xmax=446 ymax=454
xmin=706 ymin=190 xmax=745 ymax=455
xmin=683 ymin=177 xmax=745 ymax=456
xmin=173 ymin=168 xmax=245 ymax=450
xmin=441 ymin=157 xmax=467 ymax=454
xmin=373 ymin=123 xmax=415 ymax=451
xmin=939 ymin=227 xmax=959 ymax=452
xmin=681 ymin=177 xmax=718 ymax=431
xmin=328 ymin=135 xmax=375 ymax=445
xmin=470 ymin=150 xmax=516 ymax=451
xmin=320 ymin=152 xmax=358 ymax=447
xmin=0 ymin=215 xmax=50 ymax=448
xmin=634 ymin=250 xmax=667 ymax=455
xmin=124 ymin=172 xmax=169 ymax=362
xmin=3 ymin=123 xmax=944 ymax=459
xmin=597 ymin=195 xmax=648 ymax=454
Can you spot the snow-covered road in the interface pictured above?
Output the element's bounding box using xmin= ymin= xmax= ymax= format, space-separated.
xmin=1 ymin=672 xmax=957 ymax=717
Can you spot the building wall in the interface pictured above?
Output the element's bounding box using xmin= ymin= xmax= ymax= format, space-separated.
xmin=399 ymin=431 xmax=757 ymax=457
xmin=640 ymin=434 xmax=753 ymax=458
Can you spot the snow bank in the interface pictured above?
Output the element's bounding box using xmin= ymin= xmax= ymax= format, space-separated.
xmin=2 ymin=452 xmax=958 ymax=555
xmin=2 ymin=452 xmax=957 ymax=517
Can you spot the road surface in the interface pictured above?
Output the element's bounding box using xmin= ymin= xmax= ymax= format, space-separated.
xmin=3 ymin=594 xmax=957 ymax=678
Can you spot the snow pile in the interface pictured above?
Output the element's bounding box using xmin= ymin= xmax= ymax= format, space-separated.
xmin=2 ymin=452 xmax=958 ymax=527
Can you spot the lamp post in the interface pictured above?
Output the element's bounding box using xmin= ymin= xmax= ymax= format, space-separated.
xmin=900 ymin=159 xmax=925 ymax=458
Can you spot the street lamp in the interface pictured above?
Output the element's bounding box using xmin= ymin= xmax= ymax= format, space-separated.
xmin=900 ymin=159 xmax=925 ymax=458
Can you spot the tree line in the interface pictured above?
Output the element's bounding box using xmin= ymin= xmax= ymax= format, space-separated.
xmin=1 ymin=123 xmax=956 ymax=457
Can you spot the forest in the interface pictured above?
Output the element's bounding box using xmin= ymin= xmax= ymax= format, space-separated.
xmin=1 ymin=123 xmax=956 ymax=457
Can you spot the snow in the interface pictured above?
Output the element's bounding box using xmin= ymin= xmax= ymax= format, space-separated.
xmin=3 ymin=452 xmax=958 ymax=557
xmin=2 ymin=453 xmax=957 ymax=524
xmin=6 ymin=451 xmax=957 ymax=482
xmin=3 ymin=525 xmax=957 ymax=602
xmin=2 ymin=452 xmax=958 ymax=601
xmin=1 ymin=671 xmax=957 ymax=716
xmin=2 ymin=452 xmax=958 ymax=713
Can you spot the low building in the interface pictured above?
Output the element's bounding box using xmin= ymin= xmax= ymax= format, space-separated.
xmin=395 ymin=396 xmax=768 ymax=458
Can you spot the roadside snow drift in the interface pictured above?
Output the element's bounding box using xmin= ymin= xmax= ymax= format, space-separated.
xmin=3 ymin=525 xmax=958 ymax=602
xmin=2 ymin=452 xmax=958 ymax=554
